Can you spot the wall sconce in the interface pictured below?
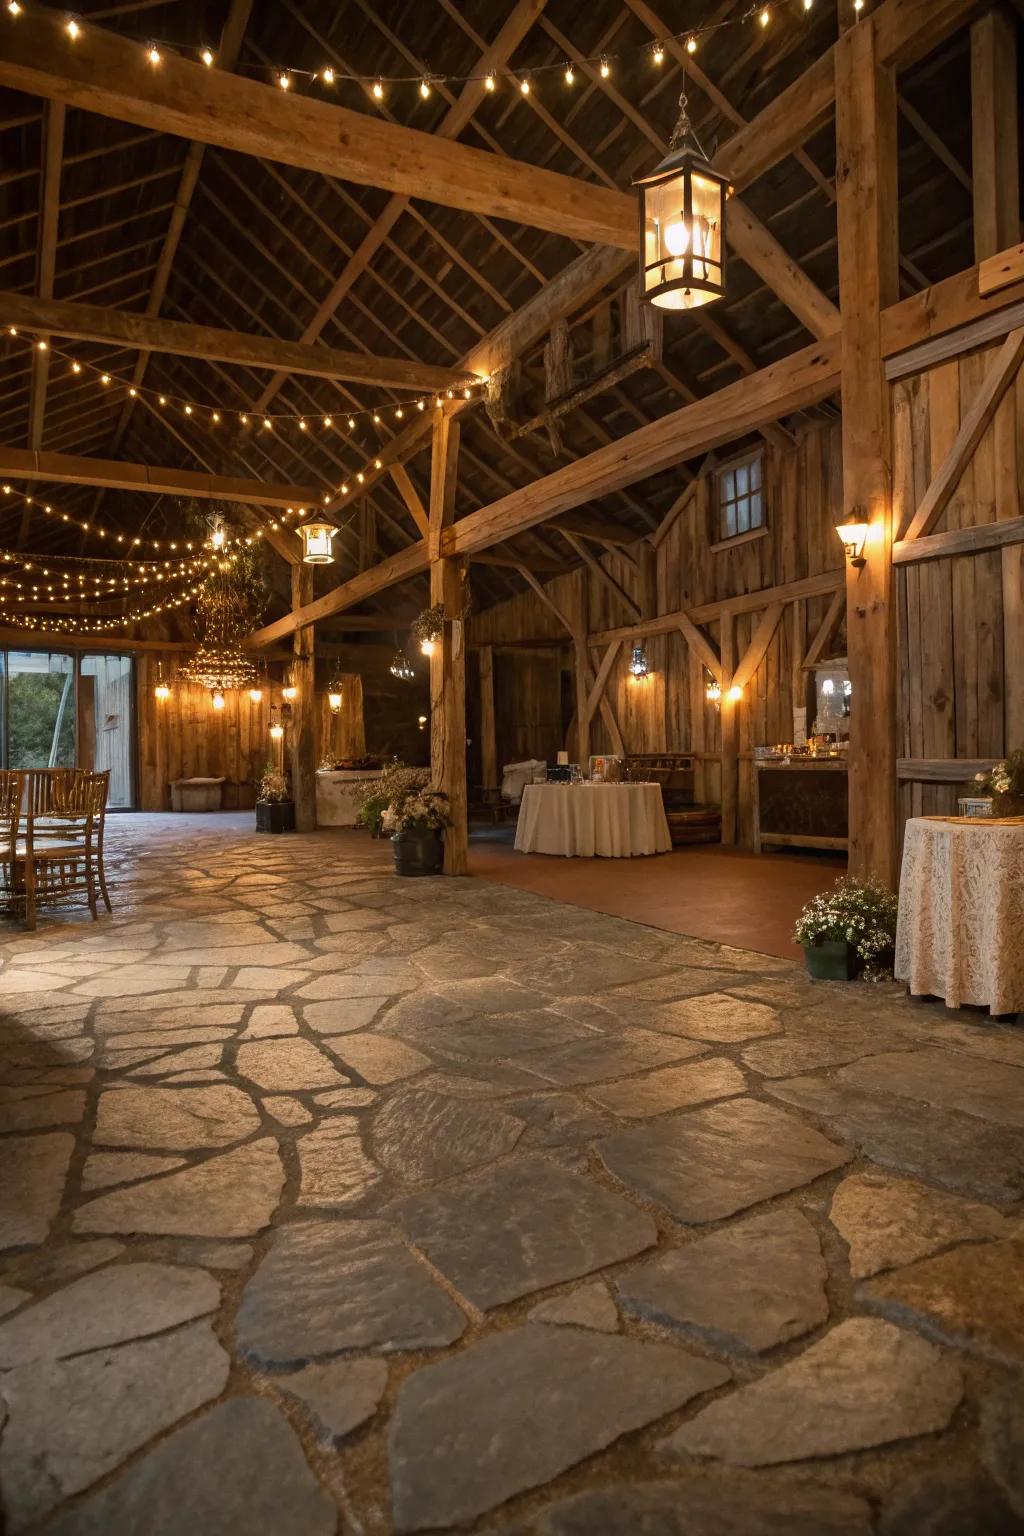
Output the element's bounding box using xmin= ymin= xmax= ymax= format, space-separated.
xmin=248 ymin=685 xmax=264 ymax=703
xmin=628 ymin=644 xmax=651 ymax=680
xmin=298 ymin=519 xmax=336 ymax=564
xmin=153 ymin=661 xmax=171 ymax=702
xmin=705 ymin=673 xmax=721 ymax=706
xmin=211 ymin=689 xmax=226 ymax=711
xmin=418 ymin=714 xmax=428 ymax=731
xmin=269 ymin=707 xmax=284 ymax=742
xmin=419 ymin=637 xmax=435 ymax=657
xmin=836 ymin=515 xmax=868 ymax=567
xmin=727 ymin=683 xmax=744 ymax=702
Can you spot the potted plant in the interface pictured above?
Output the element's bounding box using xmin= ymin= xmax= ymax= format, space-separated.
xmin=379 ymin=768 xmax=451 ymax=876
xmin=355 ymin=758 xmax=404 ymax=838
xmin=973 ymin=751 xmax=1024 ymax=817
xmin=794 ymin=876 xmax=898 ymax=982
xmin=255 ymin=768 xmax=295 ymax=834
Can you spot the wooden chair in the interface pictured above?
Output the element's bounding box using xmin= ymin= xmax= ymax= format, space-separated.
xmin=14 ymin=769 xmax=110 ymax=929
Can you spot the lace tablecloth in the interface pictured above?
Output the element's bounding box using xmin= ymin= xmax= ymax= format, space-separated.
xmin=895 ymin=817 xmax=1024 ymax=1014
xmin=515 ymin=783 xmax=671 ymax=858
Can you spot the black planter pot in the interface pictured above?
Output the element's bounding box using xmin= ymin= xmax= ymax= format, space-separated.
xmin=256 ymin=800 xmax=295 ymax=834
xmin=392 ymin=827 xmax=444 ymax=876
xmin=803 ymin=939 xmax=860 ymax=982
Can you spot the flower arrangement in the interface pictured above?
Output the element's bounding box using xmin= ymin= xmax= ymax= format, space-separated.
xmin=974 ymin=750 xmax=1024 ymax=814
xmin=794 ymin=876 xmax=899 ymax=978
xmin=355 ymin=760 xmax=424 ymax=835
xmin=382 ymin=787 xmax=451 ymax=835
xmin=256 ymin=767 xmax=290 ymax=804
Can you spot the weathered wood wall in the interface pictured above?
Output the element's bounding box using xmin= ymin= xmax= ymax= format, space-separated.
xmin=894 ymin=341 xmax=1024 ymax=821
xmin=471 ymin=421 xmax=846 ymax=845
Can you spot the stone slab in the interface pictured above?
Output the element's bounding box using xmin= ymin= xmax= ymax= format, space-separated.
xmin=837 ymin=1048 xmax=1024 ymax=1129
xmin=641 ymin=991 xmax=782 ymax=1043
xmin=297 ymin=1122 xmax=383 ymax=1209
xmin=43 ymin=1398 xmax=337 ymax=1536
xmin=878 ymin=1466 xmax=1024 ymax=1536
xmin=0 ymin=1133 xmax=73 ymax=1250
xmin=237 ymin=1219 xmax=465 ymax=1365
xmin=73 ymin=1140 xmax=284 ymax=1237
xmin=276 ymin=1356 xmax=387 ymax=1444
xmin=830 ymin=1171 xmax=1014 ymax=1278
xmin=529 ymin=1281 xmax=618 ymax=1333
xmin=372 ymin=1087 xmax=523 ymax=1183
xmin=93 ymin=1084 xmax=260 ymax=1151
xmin=519 ymin=1028 xmax=705 ymax=1088
xmin=586 ymin=1056 xmax=746 ymax=1118
xmin=0 ymin=1321 xmax=229 ymax=1530
xmin=389 ymin=1325 xmax=728 ymax=1531
xmin=616 ymin=1209 xmax=828 ymax=1355
xmin=83 ymin=1152 xmax=187 ymax=1189
xmin=861 ymin=1240 xmax=1024 ymax=1366
xmin=508 ymin=1479 xmax=874 ymax=1536
xmin=599 ymin=1098 xmax=850 ymax=1225
xmin=325 ymin=1032 xmax=431 ymax=1084
xmin=981 ymin=1379 xmax=1024 ymax=1518
xmin=663 ymin=1317 xmax=962 ymax=1466
xmin=236 ymin=1038 xmax=348 ymax=1092
xmin=0 ymin=1261 xmax=218 ymax=1365
xmin=389 ymin=1156 xmax=656 ymax=1310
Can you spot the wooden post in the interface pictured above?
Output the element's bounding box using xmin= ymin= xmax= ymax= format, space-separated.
xmin=719 ymin=614 xmax=738 ymax=846
xmin=289 ymin=563 xmax=317 ymax=831
xmin=972 ymin=8 xmax=1023 ymax=752
xmin=479 ymin=644 xmax=498 ymax=790
xmin=573 ymin=576 xmax=591 ymax=766
xmin=429 ymin=410 xmax=468 ymax=875
xmin=836 ymin=17 xmax=900 ymax=886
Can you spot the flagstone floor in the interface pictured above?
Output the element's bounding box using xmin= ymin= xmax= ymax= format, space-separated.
xmin=0 ymin=813 xmax=1022 ymax=1535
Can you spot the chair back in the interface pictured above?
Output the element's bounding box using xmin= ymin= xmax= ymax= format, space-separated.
xmin=0 ymin=770 xmax=23 ymax=848
xmin=24 ymin=767 xmax=80 ymax=817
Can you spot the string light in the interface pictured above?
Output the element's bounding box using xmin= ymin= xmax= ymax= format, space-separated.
xmin=372 ymin=78 xmax=384 ymax=100
xmin=65 ymin=18 xmax=80 ymax=41
xmin=652 ymin=43 xmax=665 ymax=65
xmin=687 ymin=35 xmax=698 ymax=54
xmin=147 ymin=45 xmax=161 ymax=65
xmin=563 ymin=63 xmax=575 ymax=85
xmin=519 ymin=74 xmax=531 ymax=95
xmin=760 ymin=7 xmax=770 ymax=25
xmin=321 ymin=66 xmax=334 ymax=85
xmin=201 ymin=47 xmax=214 ymax=66
xmin=484 ymin=73 xmax=496 ymax=92
xmin=599 ymin=56 xmax=611 ymax=79
xmin=419 ymin=77 xmax=431 ymax=99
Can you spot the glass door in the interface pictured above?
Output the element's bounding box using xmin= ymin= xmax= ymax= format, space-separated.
xmin=78 ymin=654 xmax=134 ymax=807
xmin=4 ymin=650 xmax=76 ymax=770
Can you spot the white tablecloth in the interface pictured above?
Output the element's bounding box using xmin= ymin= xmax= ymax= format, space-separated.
xmin=515 ymin=783 xmax=671 ymax=858
xmin=895 ymin=816 xmax=1024 ymax=1014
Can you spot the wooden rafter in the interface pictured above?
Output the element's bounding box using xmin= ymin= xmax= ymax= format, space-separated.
xmin=0 ymin=447 xmax=321 ymax=508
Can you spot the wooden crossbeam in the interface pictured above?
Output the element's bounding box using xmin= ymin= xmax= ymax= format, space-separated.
xmin=676 ymin=614 xmax=722 ymax=684
xmin=0 ymin=291 xmax=475 ymax=394
xmin=902 ymin=327 xmax=1024 ymax=541
xmin=732 ymin=603 xmax=785 ymax=693
xmin=802 ymin=588 xmax=846 ymax=669
xmin=559 ymin=531 xmax=640 ymax=620
xmin=26 ymin=101 xmax=64 ymax=457
xmin=249 ymin=541 xmax=428 ymax=646
xmin=590 ymin=572 xmax=844 ymax=648
xmin=979 ymin=241 xmax=1024 ymax=299
xmin=584 ymin=640 xmax=622 ymax=724
xmin=893 ymin=514 xmax=1024 ymax=564
xmin=0 ymin=446 xmax=321 ymax=509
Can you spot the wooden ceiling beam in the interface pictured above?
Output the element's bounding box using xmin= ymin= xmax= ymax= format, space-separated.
xmin=0 ymin=447 xmax=322 ymax=509
xmin=0 ymin=291 xmax=474 ymax=393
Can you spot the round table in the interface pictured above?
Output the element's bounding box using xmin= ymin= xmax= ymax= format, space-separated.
xmin=514 ymin=782 xmax=671 ymax=858
xmin=895 ymin=816 xmax=1024 ymax=1014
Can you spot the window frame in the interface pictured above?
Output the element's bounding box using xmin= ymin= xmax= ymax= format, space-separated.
xmin=713 ymin=448 xmax=766 ymax=546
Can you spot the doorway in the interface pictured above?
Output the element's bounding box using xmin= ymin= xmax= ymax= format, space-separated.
xmin=1 ymin=649 xmax=135 ymax=807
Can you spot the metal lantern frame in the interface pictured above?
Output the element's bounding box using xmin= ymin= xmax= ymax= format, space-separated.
xmin=628 ymin=644 xmax=651 ymax=680
xmin=327 ymin=669 xmax=344 ymax=714
xmin=298 ymin=518 xmax=337 ymax=565
xmin=634 ymin=90 xmax=730 ymax=312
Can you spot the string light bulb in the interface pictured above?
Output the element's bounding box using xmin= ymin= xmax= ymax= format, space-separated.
xmin=372 ymin=78 xmax=384 ymax=100
xmin=519 ymin=74 xmax=531 ymax=95
xmin=419 ymin=77 xmax=431 ymax=99
xmin=599 ymin=56 xmax=611 ymax=78
xmin=65 ymin=18 xmax=81 ymax=40
xmin=278 ymin=72 xmax=290 ymax=90
xmin=759 ymin=6 xmax=770 ymax=25
xmin=201 ymin=47 xmax=214 ymax=66
xmin=147 ymin=45 xmax=161 ymax=65
xmin=321 ymin=66 xmax=335 ymax=85
xmin=8 ymin=3 xmax=22 ymax=16
xmin=687 ymin=35 xmax=698 ymax=54
xmin=564 ymin=63 xmax=575 ymax=85
xmin=652 ymin=43 xmax=665 ymax=65
xmin=484 ymin=73 xmax=496 ymax=92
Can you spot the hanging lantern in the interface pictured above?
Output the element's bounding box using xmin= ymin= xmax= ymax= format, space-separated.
xmin=327 ymin=672 xmax=343 ymax=714
xmin=269 ymin=707 xmax=284 ymax=742
xmin=281 ymin=668 xmax=298 ymax=702
xmin=211 ymin=689 xmax=226 ymax=711
xmin=635 ymin=88 xmax=730 ymax=311
xmin=705 ymin=671 xmax=722 ymax=706
xmin=628 ymin=644 xmax=651 ymax=681
xmin=389 ymin=650 xmax=415 ymax=682
xmin=153 ymin=660 xmax=171 ymax=702
xmin=298 ymin=519 xmax=336 ymax=564
xmin=248 ymin=685 xmax=264 ymax=703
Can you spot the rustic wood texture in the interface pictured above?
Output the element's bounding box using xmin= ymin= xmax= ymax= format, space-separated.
xmin=429 ymin=411 xmax=468 ymax=875
xmin=289 ymin=563 xmax=317 ymax=832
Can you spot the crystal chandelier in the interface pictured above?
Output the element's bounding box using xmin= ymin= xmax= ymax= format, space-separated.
xmin=179 ymin=518 xmax=261 ymax=693
xmin=389 ymin=650 xmax=415 ymax=681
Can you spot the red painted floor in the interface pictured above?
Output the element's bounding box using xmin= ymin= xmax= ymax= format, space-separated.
xmin=468 ymin=827 xmax=847 ymax=960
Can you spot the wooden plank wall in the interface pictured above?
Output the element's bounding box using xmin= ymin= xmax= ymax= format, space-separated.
xmin=471 ymin=420 xmax=846 ymax=848
xmin=895 ymin=341 xmax=1024 ymax=823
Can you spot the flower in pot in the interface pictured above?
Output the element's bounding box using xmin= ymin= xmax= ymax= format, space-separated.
xmin=973 ymin=750 xmax=1024 ymax=818
xmin=355 ymin=758 xmax=407 ymax=838
xmin=255 ymin=767 xmax=295 ymax=834
xmin=794 ymin=876 xmax=898 ymax=981
xmin=379 ymin=771 xmax=451 ymax=877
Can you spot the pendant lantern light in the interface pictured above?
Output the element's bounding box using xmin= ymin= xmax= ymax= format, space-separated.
xmin=298 ymin=518 xmax=336 ymax=565
xmin=153 ymin=660 xmax=171 ymax=702
xmin=327 ymin=672 xmax=344 ymax=714
xmin=628 ymin=644 xmax=651 ymax=681
xmin=389 ymin=650 xmax=415 ymax=682
xmin=635 ymin=86 xmax=730 ymax=311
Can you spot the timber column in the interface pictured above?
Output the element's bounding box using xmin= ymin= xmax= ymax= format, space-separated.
xmin=289 ymin=563 xmax=317 ymax=832
xmin=429 ymin=409 xmax=469 ymax=875
xmin=835 ymin=16 xmax=899 ymax=886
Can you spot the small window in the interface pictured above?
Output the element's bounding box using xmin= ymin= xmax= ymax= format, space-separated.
xmin=716 ymin=450 xmax=764 ymax=542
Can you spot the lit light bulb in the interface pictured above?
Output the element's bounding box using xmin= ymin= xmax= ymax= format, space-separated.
xmin=420 ymin=637 xmax=435 ymax=657
xmin=564 ymin=63 xmax=575 ymax=84
xmin=8 ymin=3 xmax=22 ymax=16
xmin=278 ymin=72 xmax=290 ymax=90
xmin=100 ymin=373 xmax=111 ymax=385
xmin=321 ymin=66 xmax=334 ymax=84
xmin=147 ymin=46 xmax=161 ymax=65
xmin=154 ymin=682 xmax=171 ymax=701
xmin=687 ymin=35 xmax=698 ymax=54
xmin=347 ymin=416 xmax=355 ymax=430
xmin=211 ymin=690 xmax=226 ymax=711
xmin=201 ymin=47 xmax=214 ymax=66
xmin=282 ymin=684 xmax=298 ymax=701
xmin=419 ymin=77 xmax=431 ymax=98
xmin=599 ymin=56 xmax=610 ymax=78
xmin=323 ymin=416 xmax=332 ymax=428
xmin=373 ymin=79 xmax=384 ymax=100
xmin=484 ymin=73 xmax=495 ymax=91
xmin=519 ymin=74 xmax=530 ymax=94
xmin=727 ymin=684 xmax=743 ymax=702
xmin=66 ymin=18 xmax=80 ymax=40
xmin=760 ymin=6 xmax=770 ymax=25
xmin=36 ymin=339 xmax=47 ymax=351
xmin=652 ymin=43 xmax=665 ymax=65
xmin=248 ymin=686 xmax=263 ymax=703
xmin=663 ymin=220 xmax=690 ymax=257
xmin=269 ymin=722 xmax=284 ymax=741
